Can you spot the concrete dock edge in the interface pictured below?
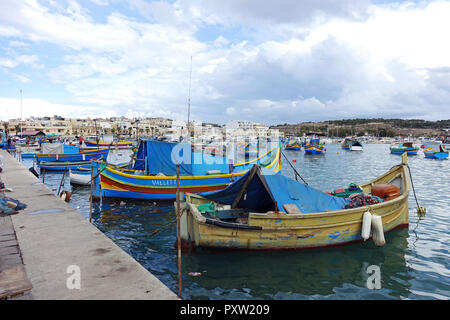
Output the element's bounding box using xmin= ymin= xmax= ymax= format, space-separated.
xmin=0 ymin=150 xmax=178 ymax=300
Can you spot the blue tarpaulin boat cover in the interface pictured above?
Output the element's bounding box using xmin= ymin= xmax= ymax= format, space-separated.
xmin=133 ymin=139 xmax=231 ymax=176
xmin=199 ymin=165 xmax=349 ymax=213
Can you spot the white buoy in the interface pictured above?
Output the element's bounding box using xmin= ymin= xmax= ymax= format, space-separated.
xmin=371 ymin=215 xmax=386 ymax=246
xmin=361 ymin=210 xmax=372 ymax=241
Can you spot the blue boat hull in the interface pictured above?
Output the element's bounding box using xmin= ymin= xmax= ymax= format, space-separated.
xmin=39 ymin=161 xmax=92 ymax=171
xmin=36 ymin=149 xmax=109 ymax=162
xmin=425 ymin=152 xmax=448 ymax=160
xmin=390 ymin=148 xmax=418 ymax=155
xmin=21 ymin=153 xmax=37 ymax=158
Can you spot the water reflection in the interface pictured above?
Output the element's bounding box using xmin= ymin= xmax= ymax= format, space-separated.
xmin=180 ymin=228 xmax=413 ymax=299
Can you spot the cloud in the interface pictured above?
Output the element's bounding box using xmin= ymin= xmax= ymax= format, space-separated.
xmin=0 ymin=97 xmax=117 ymax=121
xmin=0 ymin=54 xmax=39 ymax=68
xmin=0 ymin=0 xmax=449 ymax=124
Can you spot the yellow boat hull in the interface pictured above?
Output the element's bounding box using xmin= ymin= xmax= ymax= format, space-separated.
xmin=181 ymin=154 xmax=411 ymax=250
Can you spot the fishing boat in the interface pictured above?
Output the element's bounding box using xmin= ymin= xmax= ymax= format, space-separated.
xmin=70 ymin=162 xmax=130 ymax=185
xmin=390 ymin=142 xmax=419 ymax=155
xmin=349 ymin=140 xmax=363 ymax=151
xmin=39 ymin=160 xmax=92 ymax=171
xmin=84 ymin=140 xmax=133 ymax=148
xmin=423 ymin=145 xmax=448 ymax=160
xmin=36 ymin=143 xmax=109 ymax=162
xmin=240 ymin=143 xmax=259 ymax=157
xmin=91 ymin=139 xmax=281 ymax=201
xmin=304 ymin=138 xmax=326 ymax=154
xmin=69 ymin=167 xmax=92 ymax=185
xmin=17 ymin=146 xmax=40 ymax=158
xmin=341 ymin=138 xmax=352 ymax=150
xmin=70 ymin=149 xmax=133 ymax=185
xmin=341 ymin=138 xmax=363 ymax=151
xmin=285 ymin=139 xmax=302 ymax=151
xmin=179 ymin=153 xmax=412 ymax=250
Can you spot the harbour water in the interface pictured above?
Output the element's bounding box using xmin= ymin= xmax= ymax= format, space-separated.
xmin=21 ymin=143 xmax=449 ymax=300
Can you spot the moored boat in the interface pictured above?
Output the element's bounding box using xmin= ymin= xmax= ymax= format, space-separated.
xmin=39 ymin=160 xmax=92 ymax=171
xmin=69 ymin=168 xmax=91 ymax=185
xmin=350 ymin=140 xmax=363 ymax=151
xmin=390 ymin=142 xmax=419 ymax=155
xmin=92 ymin=139 xmax=281 ymax=201
xmin=304 ymin=138 xmax=326 ymax=154
xmin=179 ymin=154 xmax=411 ymax=250
xmin=84 ymin=140 xmax=133 ymax=148
xmin=36 ymin=143 xmax=109 ymax=162
xmin=423 ymin=145 xmax=448 ymax=160
xmin=342 ymin=138 xmax=363 ymax=151
xmin=285 ymin=140 xmax=302 ymax=151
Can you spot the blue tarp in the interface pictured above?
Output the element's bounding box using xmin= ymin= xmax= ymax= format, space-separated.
xmin=133 ymin=139 xmax=231 ymax=176
xmin=63 ymin=144 xmax=80 ymax=153
xmin=199 ymin=166 xmax=349 ymax=213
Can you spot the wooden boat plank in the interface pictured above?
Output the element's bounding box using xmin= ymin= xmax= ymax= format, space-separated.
xmin=182 ymin=157 xmax=411 ymax=250
xmin=0 ymin=265 xmax=33 ymax=299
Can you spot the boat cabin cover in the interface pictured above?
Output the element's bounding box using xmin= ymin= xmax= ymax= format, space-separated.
xmin=199 ymin=165 xmax=348 ymax=214
xmin=133 ymin=139 xmax=231 ymax=176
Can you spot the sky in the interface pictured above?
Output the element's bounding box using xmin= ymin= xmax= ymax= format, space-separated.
xmin=0 ymin=0 xmax=450 ymax=125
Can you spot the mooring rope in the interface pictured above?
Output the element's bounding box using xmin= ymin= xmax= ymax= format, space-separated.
xmin=280 ymin=150 xmax=308 ymax=185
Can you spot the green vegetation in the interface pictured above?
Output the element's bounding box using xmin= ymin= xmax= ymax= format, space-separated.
xmin=325 ymin=118 xmax=450 ymax=129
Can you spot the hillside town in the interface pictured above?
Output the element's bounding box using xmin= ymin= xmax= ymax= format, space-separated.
xmin=0 ymin=116 xmax=282 ymax=142
xmin=1 ymin=116 xmax=449 ymax=143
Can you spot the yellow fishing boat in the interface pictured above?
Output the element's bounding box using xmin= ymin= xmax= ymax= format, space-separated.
xmin=180 ymin=153 xmax=412 ymax=250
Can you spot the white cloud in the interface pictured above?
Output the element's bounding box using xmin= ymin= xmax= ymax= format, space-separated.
xmin=0 ymin=54 xmax=39 ymax=68
xmin=0 ymin=0 xmax=449 ymax=124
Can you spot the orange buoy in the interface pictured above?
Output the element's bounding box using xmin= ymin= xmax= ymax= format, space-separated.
xmin=292 ymin=159 xmax=297 ymax=163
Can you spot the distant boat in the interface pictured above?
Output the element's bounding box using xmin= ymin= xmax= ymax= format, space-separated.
xmin=36 ymin=143 xmax=109 ymax=162
xmin=390 ymin=142 xmax=419 ymax=155
xmin=304 ymin=138 xmax=326 ymax=154
xmin=241 ymin=143 xmax=259 ymax=157
xmin=424 ymin=145 xmax=448 ymax=160
xmin=350 ymin=140 xmax=363 ymax=151
xmin=39 ymin=160 xmax=92 ymax=171
xmin=285 ymin=140 xmax=302 ymax=150
xmin=341 ymin=138 xmax=362 ymax=151
xmin=70 ymin=161 xmax=129 ymax=186
xmin=69 ymin=168 xmax=91 ymax=185
xmin=84 ymin=140 xmax=133 ymax=148
xmin=17 ymin=146 xmax=40 ymax=158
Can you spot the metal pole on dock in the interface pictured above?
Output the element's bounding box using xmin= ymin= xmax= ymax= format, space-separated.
xmin=57 ymin=167 xmax=67 ymax=196
xmin=89 ymin=165 xmax=93 ymax=223
xmin=176 ymin=163 xmax=182 ymax=299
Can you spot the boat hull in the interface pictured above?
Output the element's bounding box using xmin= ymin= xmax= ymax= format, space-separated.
xmin=183 ymin=202 xmax=408 ymax=250
xmin=304 ymin=145 xmax=326 ymax=154
xmin=350 ymin=146 xmax=363 ymax=151
xmin=424 ymin=152 xmax=448 ymax=160
xmin=84 ymin=141 xmax=133 ymax=148
xmin=70 ymin=170 xmax=91 ymax=185
xmin=98 ymin=165 xmax=246 ymax=201
xmin=182 ymin=157 xmax=411 ymax=250
xmin=36 ymin=148 xmax=109 ymax=162
xmin=39 ymin=161 xmax=92 ymax=171
xmin=390 ymin=148 xmax=418 ymax=155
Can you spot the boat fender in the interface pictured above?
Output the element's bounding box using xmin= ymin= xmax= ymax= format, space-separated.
xmin=371 ymin=215 xmax=386 ymax=246
xmin=60 ymin=191 xmax=71 ymax=202
xmin=29 ymin=166 xmax=39 ymax=178
xmin=361 ymin=210 xmax=372 ymax=241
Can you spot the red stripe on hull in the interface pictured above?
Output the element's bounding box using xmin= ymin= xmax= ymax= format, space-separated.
xmin=100 ymin=175 xmax=227 ymax=194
